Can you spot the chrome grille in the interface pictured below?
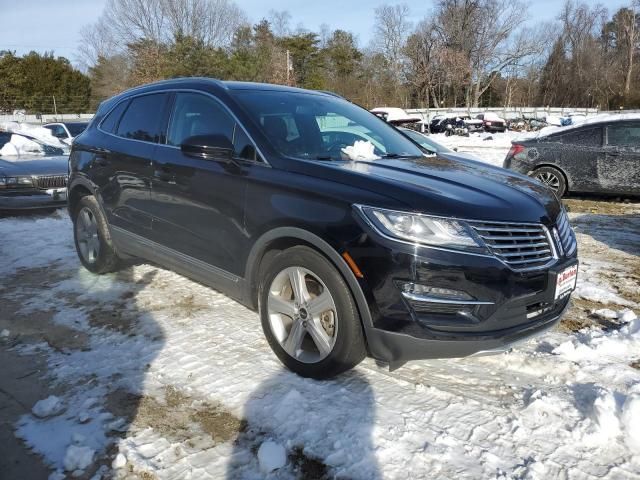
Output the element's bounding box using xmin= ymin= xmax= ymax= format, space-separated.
xmin=471 ymin=222 xmax=555 ymax=272
xmin=35 ymin=175 xmax=67 ymax=190
xmin=556 ymin=210 xmax=577 ymax=256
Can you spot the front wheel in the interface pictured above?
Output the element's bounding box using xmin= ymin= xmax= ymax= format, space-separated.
xmin=259 ymin=246 xmax=367 ymax=379
xmin=532 ymin=166 xmax=567 ymax=198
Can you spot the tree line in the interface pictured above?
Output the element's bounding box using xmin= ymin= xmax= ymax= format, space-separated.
xmin=2 ymin=0 xmax=640 ymax=114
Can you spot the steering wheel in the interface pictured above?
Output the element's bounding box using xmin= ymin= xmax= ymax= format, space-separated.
xmin=325 ymin=141 xmax=349 ymax=158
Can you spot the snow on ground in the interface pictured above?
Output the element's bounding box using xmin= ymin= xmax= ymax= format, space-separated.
xmin=432 ymin=131 xmax=518 ymax=166
xmin=1 ymin=159 xmax=639 ymax=479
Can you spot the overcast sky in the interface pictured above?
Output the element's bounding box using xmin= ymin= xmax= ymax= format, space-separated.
xmin=0 ymin=0 xmax=632 ymax=66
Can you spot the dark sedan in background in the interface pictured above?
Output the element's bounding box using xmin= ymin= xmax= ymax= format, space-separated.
xmin=504 ymin=116 xmax=640 ymax=197
xmin=0 ymin=132 xmax=69 ymax=210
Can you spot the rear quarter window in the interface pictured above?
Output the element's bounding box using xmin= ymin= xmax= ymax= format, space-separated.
xmin=116 ymin=94 xmax=168 ymax=143
xmin=100 ymin=100 xmax=129 ymax=134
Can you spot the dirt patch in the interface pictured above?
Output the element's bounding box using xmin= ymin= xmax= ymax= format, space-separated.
xmin=87 ymin=304 xmax=138 ymax=335
xmin=564 ymin=197 xmax=640 ymax=215
xmin=105 ymin=387 xmax=245 ymax=446
xmin=559 ymin=298 xmax=629 ymax=333
xmin=0 ymin=299 xmax=89 ymax=352
xmin=631 ymin=360 xmax=640 ymax=370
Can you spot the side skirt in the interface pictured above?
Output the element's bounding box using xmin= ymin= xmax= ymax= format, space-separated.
xmin=111 ymin=226 xmax=248 ymax=306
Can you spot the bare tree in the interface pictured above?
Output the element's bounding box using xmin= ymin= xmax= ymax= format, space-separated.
xmin=269 ymin=9 xmax=292 ymax=37
xmin=372 ymin=3 xmax=412 ymax=79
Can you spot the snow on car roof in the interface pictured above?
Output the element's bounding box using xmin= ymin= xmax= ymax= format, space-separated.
xmin=370 ymin=107 xmax=422 ymax=123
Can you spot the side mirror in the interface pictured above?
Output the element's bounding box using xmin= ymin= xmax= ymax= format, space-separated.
xmin=181 ymin=135 xmax=233 ymax=161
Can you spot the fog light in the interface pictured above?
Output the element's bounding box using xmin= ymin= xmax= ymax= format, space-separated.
xmin=399 ymin=282 xmax=474 ymax=302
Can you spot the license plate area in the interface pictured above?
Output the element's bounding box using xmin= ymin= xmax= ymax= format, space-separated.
xmin=555 ymin=264 xmax=578 ymax=301
xmin=45 ymin=188 xmax=67 ymax=201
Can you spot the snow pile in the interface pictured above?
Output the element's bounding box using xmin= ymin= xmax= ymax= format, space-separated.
xmin=553 ymin=310 xmax=639 ymax=362
xmin=63 ymin=445 xmax=95 ymax=472
xmin=32 ymin=396 xmax=65 ymax=419
xmin=257 ymin=441 xmax=287 ymax=473
xmin=0 ymin=121 xmax=68 ymax=157
xmin=342 ymin=140 xmax=380 ymax=161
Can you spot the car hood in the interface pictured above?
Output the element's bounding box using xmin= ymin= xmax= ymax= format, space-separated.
xmin=0 ymin=155 xmax=69 ymax=176
xmin=328 ymin=154 xmax=561 ymax=224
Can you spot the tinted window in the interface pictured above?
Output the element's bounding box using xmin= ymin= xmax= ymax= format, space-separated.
xmin=233 ymin=125 xmax=258 ymax=161
xmin=100 ymin=100 xmax=129 ymax=134
xmin=167 ymin=93 xmax=234 ymax=147
xmin=556 ymin=127 xmax=602 ymax=146
xmin=607 ymin=124 xmax=640 ymax=147
xmin=67 ymin=123 xmax=87 ymax=136
xmin=116 ymin=94 xmax=167 ymax=143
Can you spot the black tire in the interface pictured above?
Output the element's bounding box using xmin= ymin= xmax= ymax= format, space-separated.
xmin=531 ymin=166 xmax=567 ymax=198
xmin=259 ymin=246 xmax=367 ymax=379
xmin=72 ymin=195 xmax=122 ymax=274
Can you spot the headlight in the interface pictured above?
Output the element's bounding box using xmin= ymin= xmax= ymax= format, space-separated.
xmin=358 ymin=206 xmax=487 ymax=253
xmin=0 ymin=176 xmax=34 ymax=188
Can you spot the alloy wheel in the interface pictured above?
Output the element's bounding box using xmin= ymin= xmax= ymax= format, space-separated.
xmin=267 ymin=266 xmax=338 ymax=364
xmin=535 ymin=171 xmax=560 ymax=191
xmin=76 ymin=207 xmax=100 ymax=264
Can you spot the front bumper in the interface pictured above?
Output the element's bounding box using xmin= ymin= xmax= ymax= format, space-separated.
xmin=348 ymin=221 xmax=577 ymax=368
xmin=0 ymin=189 xmax=67 ymax=210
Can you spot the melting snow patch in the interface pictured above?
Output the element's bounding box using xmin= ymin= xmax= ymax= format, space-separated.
xmin=621 ymin=394 xmax=640 ymax=450
xmin=32 ymin=396 xmax=65 ymax=419
xmin=257 ymin=441 xmax=287 ymax=473
xmin=0 ymin=329 xmax=10 ymax=338
xmin=592 ymin=308 xmax=618 ymax=320
xmin=63 ymin=444 xmax=95 ymax=472
xmin=112 ymin=452 xmax=127 ymax=469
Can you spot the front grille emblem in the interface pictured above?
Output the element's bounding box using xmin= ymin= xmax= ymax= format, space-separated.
xmin=552 ymin=228 xmax=564 ymax=257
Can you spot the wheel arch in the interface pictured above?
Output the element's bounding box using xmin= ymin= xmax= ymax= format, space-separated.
xmin=243 ymin=228 xmax=375 ymax=336
xmin=68 ymin=176 xmax=99 ymax=214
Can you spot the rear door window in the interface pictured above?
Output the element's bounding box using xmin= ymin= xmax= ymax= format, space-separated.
xmin=167 ymin=92 xmax=234 ymax=147
xmin=607 ymin=124 xmax=640 ymax=147
xmin=116 ymin=94 xmax=168 ymax=143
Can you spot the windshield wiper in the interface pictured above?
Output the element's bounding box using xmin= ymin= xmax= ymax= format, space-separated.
xmin=381 ymin=153 xmax=417 ymax=159
xmin=315 ymin=155 xmax=337 ymax=161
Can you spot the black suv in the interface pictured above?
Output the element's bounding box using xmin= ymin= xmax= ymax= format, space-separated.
xmin=68 ymin=78 xmax=578 ymax=379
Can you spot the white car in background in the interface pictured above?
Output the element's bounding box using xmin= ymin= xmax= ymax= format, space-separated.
xmin=43 ymin=121 xmax=89 ymax=144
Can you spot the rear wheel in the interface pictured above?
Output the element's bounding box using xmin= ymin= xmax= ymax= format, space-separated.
xmin=532 ymin=166 xmax=567 ymax=198
xmin=72 ymin=195 xmax=122 ymax=274
xmin=259 ymin=246 xmax=366 ymax=379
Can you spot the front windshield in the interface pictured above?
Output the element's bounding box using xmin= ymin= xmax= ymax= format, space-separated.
xmin=232 ymin=91 xmax=423 ymax=161
xmin=402 ymin=129 xmax=451 ymax=154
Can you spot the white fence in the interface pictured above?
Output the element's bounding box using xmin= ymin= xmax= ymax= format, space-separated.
xmin=0 ymin=113 xmax=95 ymax=124
xmin=406 ymin=107 xmax=601 ymax=122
